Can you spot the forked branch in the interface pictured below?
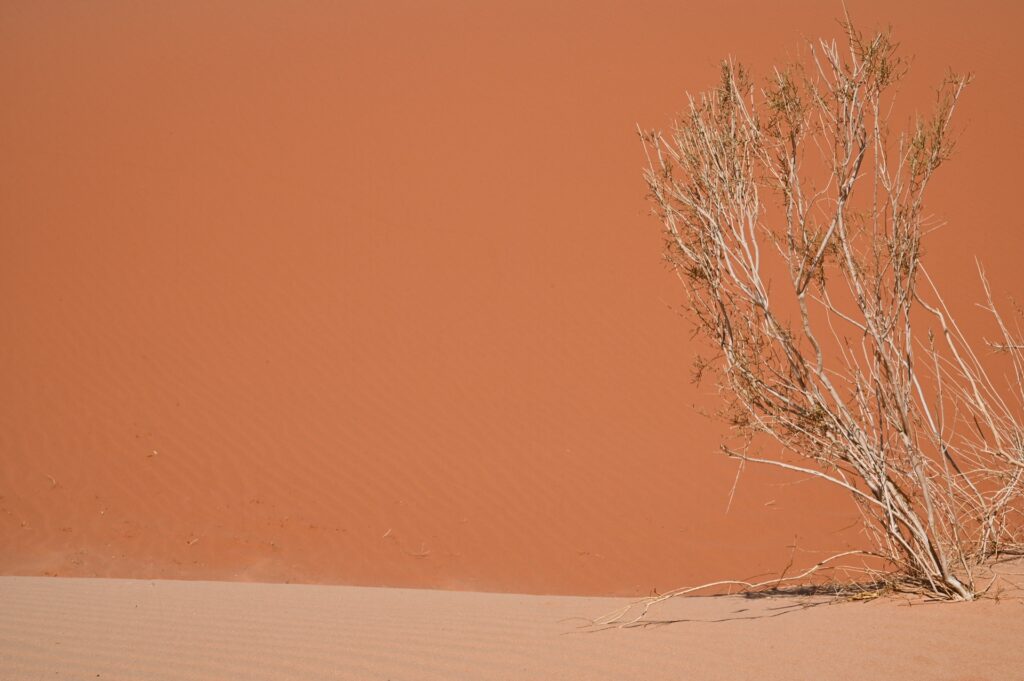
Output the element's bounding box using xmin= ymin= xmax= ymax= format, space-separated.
xmin=642 ymin=19 xmax=1023 ymax=600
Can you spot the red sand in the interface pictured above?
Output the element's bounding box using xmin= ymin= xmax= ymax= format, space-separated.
xmin=2 ymin=1 xmax=1023 ymax=596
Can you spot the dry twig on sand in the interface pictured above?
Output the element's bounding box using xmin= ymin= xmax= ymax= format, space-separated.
xmin=641 ymin=15 xmax=1024 ymax=601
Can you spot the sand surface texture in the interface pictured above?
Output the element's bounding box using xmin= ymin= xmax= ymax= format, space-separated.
xmin=3 ymin=575 xmax=1024 ymax=681
xmin=3 ymin=1 xmax=1024 ymax=596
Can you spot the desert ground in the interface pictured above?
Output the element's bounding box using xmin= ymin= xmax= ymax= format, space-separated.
xmin=2 ymin=0 xmax=1024 ymax=678
xmin=3 ymin=572 xmax=1024 ymax=681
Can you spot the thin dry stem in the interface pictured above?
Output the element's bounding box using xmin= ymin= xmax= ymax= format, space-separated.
xmin=642 ymin=19 xmax=1024 ymax=600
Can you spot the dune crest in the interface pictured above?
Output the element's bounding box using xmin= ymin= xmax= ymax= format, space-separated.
xmin=2 ymin=575 xmax=1024 ymax=681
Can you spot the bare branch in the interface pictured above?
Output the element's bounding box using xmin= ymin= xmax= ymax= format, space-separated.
xmin=642 ymin=20 xmax=1022 ymax=601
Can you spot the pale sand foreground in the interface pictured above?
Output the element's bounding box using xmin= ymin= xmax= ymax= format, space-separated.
xmin=1 ymin=577 xmax=1022 ymax=680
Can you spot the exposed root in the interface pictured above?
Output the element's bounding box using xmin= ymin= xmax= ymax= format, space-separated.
xmin=576 ymin=550 xmax=1024 ymax=631
xmin=585 ymin=551 xmax=869 ymax=630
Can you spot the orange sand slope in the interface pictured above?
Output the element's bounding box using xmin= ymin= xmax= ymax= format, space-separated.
xmin=2 ymin=576 xmax=1024 ymax=681
xmin=3 ymin=1 xmax=1024 ymax=596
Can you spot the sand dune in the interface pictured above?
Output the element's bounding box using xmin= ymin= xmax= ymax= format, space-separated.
xmin=2 ymin=1 xmax=1023 ymax=596
xmin=2 ymin=575 xmax=1023 ymax=681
